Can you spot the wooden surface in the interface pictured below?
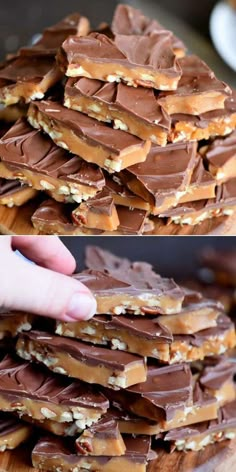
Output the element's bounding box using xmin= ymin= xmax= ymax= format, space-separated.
xmin=0 ymin=201 xmax=235 ymax=236
xmin=1 ymin=439 xmax=236 ymax=472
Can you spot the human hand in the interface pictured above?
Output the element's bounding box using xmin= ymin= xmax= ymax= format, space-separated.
xmin=0 ymin=236 xmax=96 ymax=321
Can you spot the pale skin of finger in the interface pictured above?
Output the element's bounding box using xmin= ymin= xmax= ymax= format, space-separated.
xmin=0 ymin=237 xmax=97 ymax=321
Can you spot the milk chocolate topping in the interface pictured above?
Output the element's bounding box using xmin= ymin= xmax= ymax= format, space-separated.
xmin=0 ymin=412 xmax=27 ymax=436
xmin=126 ymin=141 xmax=198 ymax=206
xmin=60 ymin=31 xmax=181 ymax=77
xmin=0 ymin=56 xmax=57 ymax=83
xmin=205 ymin=130 xmax=236 ymax=169
xmin=30 ymin=100 xmax=145 ymax=154
xmin=20 ymin=13 xmax=89 ymax=56
xmin=0 ymin=118 xmax=105 ymax=188
xmin=199 ymin=358 xmax=235 ymax=391
xmin=78 ymin=188 xmax=115 ymax=216
xmin=32 ymin=435 xmax=157 ymax=464
xmin=0 ymin=178 xmax=27 ymax=196
xmin=0 ymin=355 xmax=108 ymax=409
xmin=67 ymin=78 xmax=170 ymax=130
xmin=19 ymin=331 xmax=145 ymax=371
xmin=116 ymin=206 xmax=149 ymax=235
xmin=32 ymin=200 xmax=76 ymax=229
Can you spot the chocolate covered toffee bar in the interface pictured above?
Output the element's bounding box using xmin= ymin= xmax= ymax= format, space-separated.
xmin=28 ymin=100 xmax=151 ymax=173
xmin=123 ymin=141 xmax=198 ymax=214
xmin=111 ymin=4 xmax=186 ymax=58
xmin=0 ymin=119 xmax=105 ymax=203
xmin=203 ymin=130 xmax=236 ymax=182
xmin=58 ymin=31 xmax=182 ymax=90
xmin=0 ymin=178 xmax=38 ymax=207
xmin=0 ymin=310 xmax=32 ymax=339
xmin=31 ymin=200 xmax=86 ymax=236
xmin=177 ymin=158 xmax=216 ymax=205
xmin=73 ymin=268 xmax=185 ymax=315
xmin=160 ymin=179 xmax=236 ymax=225
xmin=16 ymin=331 xmax=147 ymax=389
xmin=170 ymin=90 xmax=236 ymax=143
xmin=198 ymin=357 xmax=236 ymax=406
xmin=164 ymin=400 xmax=236 ymax=452
xmin=32 ymin=436 xmax=157 ymax=472
xmin=0 ymin=13 xmax=90 ymax=106
xmin=158 ymin=55 xmax=231 ymax=115
xmin=0 ymin=355 xmax=108 ymax=430
xmin=64 ymin=78 xmax=170 ymax=146
xmin=76 ymin=417 xmax=126 ymax=456
xmin=0 ymin=413 xmax=32 ymax=451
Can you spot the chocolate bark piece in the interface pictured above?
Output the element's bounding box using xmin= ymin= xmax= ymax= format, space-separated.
xmin=0 ymin=178 xmax=38 ymax=207
xmin=0 ymin=118 xmax=105 ymax=203
xmin=28 ymin=100 xmax=151 ymax=173
xmin=164 ymin=399 xmax=236 ymax=451
xmin=0 ymin=310 xmax=32 ymax=339
xmin=198 ymin=357 xmax=236 ymax=405
xmin=160 ymin=179 xmax=236 ymax=225
xmin=105 ymin=174 xmax=151 ymax=211
xmin=203 ymin=130 xmax=236 ymax=182
xmin=76 ymin=417 xmax=126 ymax=456
xmin=20 ymin=13 xmax=90 ymax=57
xmin=0 ymin=412 xmax=32 ymax=451
xmin=57 ymin=32 xmax=182 ymax=91
xmin=104 ymin=363 xmax=193 ymax=425
xmin=111 ymin=4 xmax=186 ymax=58
xmin=16 ymin=331 xmax=147 ymax=389
xmin=177 ymin=157 xmax=216 ymax=205
xmin=123 ymin=141 xmax=198 ymax=214
xmin=182 ymin=279 xmax=235 ymax=313
xmin=72 ymin=188 xmax=120 ymax=231
xmin=170 ymin=90 xmax=236 ymax=143
xmin=55 ymin=315 xmax=172 ymax=361
xmin=32 ymin=435 xmax=157 ymax=472
xmin=73 ymin=268 xmax=185 ymax=315
xmin=64 ymin=78 xmax=170 ymax=146
xmin=0 ymin=354 xmax=108 ymax=429
xmin=116 ymin=205 xmax=153 ymax=235
xmin=0 ymin=13 xmax=89 ymax=107
xmin=31 ymin=199 xmax=85 ymax=236
xmin=200 ymin=248 xmax=236 ymax=287
xmin=170 ymin=315 xmax=236 ymax=364
xmin=158 ymin=55 xmax=231 ymax=115
xmin=0 ymin=55 xmax=62 ymax=107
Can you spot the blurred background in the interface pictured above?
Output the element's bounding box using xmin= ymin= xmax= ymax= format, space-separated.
xmin=62 ymin=237 xmax=236 ymax=279
xmin=0 ymin=0 xmax=235 ymax=86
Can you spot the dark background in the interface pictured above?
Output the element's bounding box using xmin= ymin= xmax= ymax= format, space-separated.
xmin=62 ymin=237 xmax=236 ymax=279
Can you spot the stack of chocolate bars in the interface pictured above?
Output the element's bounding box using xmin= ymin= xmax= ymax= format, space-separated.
xmin=0 ymin=246 xmax=235 ymax=470
xmin=0 ymin=4 xmax=235 ymax=235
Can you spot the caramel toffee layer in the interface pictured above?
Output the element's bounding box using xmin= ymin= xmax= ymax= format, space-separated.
xmin=105 ymin=175 xmax=151 ymax=212
xmin=177 ymin=158 xmax=216 ymax=205
xmin=58 ymin=32 xmax=182 ymax=90
xmin=0 ymin=118 xmax=105 ymax=203
xmin=111 ymin=4 xmax=186 ymax=57
xmin=103 ymin=364 xmax=192 ymax=424
xmin=160 ymin=178 xmax=236 ymax=225
xmin=73 ymin=268 xmax=185 ymax=315
xmin=0 ymin=354 xmax=108 ymax=425
xmin=0 ymin=412 xmax=32 ymax=451
xmin=123 ymin=141 xmax=198 ymax=214
xmin=64 ymin=78 xmax=171 ymax=146
xmin=28 ymin=100 xmax=151 ymax=173
xmin=20 ymin=13 xmax=90 ymax=57
xmin=204 ymin=130 xmax=236 ymax=182
xmin=0 ymin=311 xmax=32 ymax=339
xmin=76 ymin=417 xmax=126 ymax=456
xmin=16 ymin=331 xmax=147 ymax=389
xmin=164 ymin=399 xmax=236 ymax=451
xmin=32 ymin=435 xmax=157 ymax=472
xmin=158 ymin=55 xmax=231 ymax=115
xmin=200 ymin=248 xmax=236 ymax=286
xmin=0 ymin=178 xmax=37 ymax=207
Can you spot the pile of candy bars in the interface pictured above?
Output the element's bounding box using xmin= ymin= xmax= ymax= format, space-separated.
xmin=0 ymin=246 xmax=235 ymax=470
xmin=0 ymin=4 xmax=235 ymax=235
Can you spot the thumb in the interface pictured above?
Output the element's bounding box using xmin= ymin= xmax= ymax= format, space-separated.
xmin=0 ymin=253 xmax=97 ymax=321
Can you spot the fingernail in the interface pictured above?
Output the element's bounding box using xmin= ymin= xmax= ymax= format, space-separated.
xmin=65 ymin=293 xmax=97 ymax=321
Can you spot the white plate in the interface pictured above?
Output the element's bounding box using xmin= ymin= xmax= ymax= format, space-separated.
xmin=210 ymin=1 xmax=236 ymax=71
